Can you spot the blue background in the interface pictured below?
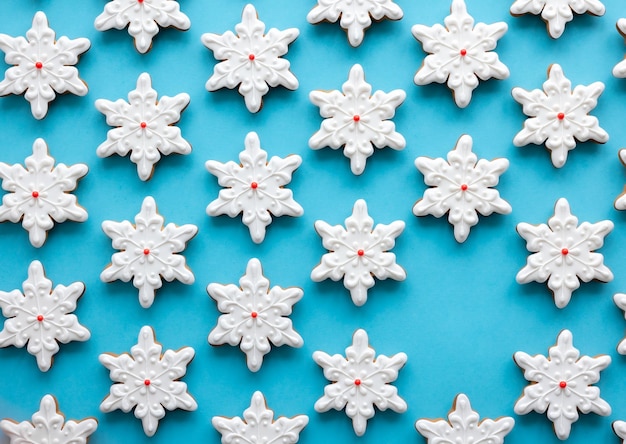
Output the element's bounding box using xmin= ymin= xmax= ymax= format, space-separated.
xmin=0 ymin=0 xmax=626 ymax=442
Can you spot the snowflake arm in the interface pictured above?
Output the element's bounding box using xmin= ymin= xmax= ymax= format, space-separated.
xmin=615 ymin=150 xmax=626 ymax=210
xmin=95 ymin=0 xmax=190 ymax=54
xmin=416 ymin=394 xmax=514 ymax=444
xmin=613 ymin=293 xmax=626 ymax=354
xmin=309 ymin=64 xmax=406 ymax=175
xmin=614 ymin=19 xmax=626 ymax=78
xmin=201 ymin=4 xmax=299 ymax=113
xmin=95 ymin=73 xmax=191 ymax=181
xmin=615 ymin=420 xmax=626 ymax=443
xmin=412 ymin=0 xmax=509 ymax=108
xmin=313 ymin=329 xmax=407 ymax=436
xmin=516 ymin=198 xmax=613 ymax=308
xmin=101 ymin=196 xmax=198 ymax=308
xmin=513 ymin=329 xmax=611 ymax=440
xmin=413 ymin=135 xmax=511 ymax=242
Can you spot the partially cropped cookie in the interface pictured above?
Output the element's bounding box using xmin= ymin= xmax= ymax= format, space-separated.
xmin=614 ymin=19 xmax=626 ymax=78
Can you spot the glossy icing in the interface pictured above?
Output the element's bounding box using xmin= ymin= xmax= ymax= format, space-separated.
xmin=614 ymin=420 xmax=626 ymax=443
xmin=613 ymin=19 xmax=626 ymax=77
xmin=613 ymin=293 xmax=626 ymax=353
xmin=616 ymin=150 xmax=626 ymax=209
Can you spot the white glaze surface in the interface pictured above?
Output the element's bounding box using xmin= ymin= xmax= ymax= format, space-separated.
xmin=510 ymin=0 xmax=605 ymax=38
xmin=614 ymin=19 xmax=626 ymax=77
xmin=614 ymin=420 xmax=626 ymax=443
xmin=613 ymin=293 xmax=626 ymax=354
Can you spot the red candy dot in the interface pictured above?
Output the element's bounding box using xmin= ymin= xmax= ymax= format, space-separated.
xmin=460 ymin=49 xmax=467 ymax=56
xmin=248 ymin=54 xmax=255 ymax=61
xmin=557 ymin=112 xmax=565 ymax=120
xmin=37 ymin=315 xmax=44 ymax=322
xmin=144 ymin=379 xmax=151 ymax=386
xmin=251 ymin=312 xmax=258 ymax=318
xmin=353 ymin=115 xmax=360 ymax=122
xmin=461 ymin=184 xmax=468 ymax=191
xmin=35 ymin=62 xmax=43 ymax=69
xmin=138 ymin=0 xmax=144 ymax=3
xmin=250 ymin=182 xmax=258 ymax=189
xmin=357 ymin=249 xmax=365 ymax=256
xmin=140 ymin=122 xmax=147 ymax=129
xmin=31 ymin=191 xmax=39 ymax=198
xmin=354 ymin=379 xmax=361 ymax=386
xmin=559 ymin=381 xmax=567 ymax=388
xmin=143 ymin=249 xmax=150 ymax=255
xmin=561 ymin=248 xmax=569 ymax=256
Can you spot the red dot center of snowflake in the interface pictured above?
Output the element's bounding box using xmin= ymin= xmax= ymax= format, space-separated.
xmin=353 ymin=115 xmax=360 ymax=122
xmin=460 ymin=49 xmax=467 ymax=56
xmin=559 ymin=381 xmax=567 ymax=388
xmin=561 ymin=248 xmax=569 ymax=256
xmin=35 ymin=61 xmax=43 ymax=69
xmin=354 ymin=379 xmax=361 ymax=386
xmin=250 ymin=182 xmax=258 ymax=189
xmin=248 ymin=54 xmax=255 ymax=61
xmin=461 ymin=184 xmax=468 ymax=191
xmin=31 ymin=191 xmax=39 ymax=198
xmin=144 ymin=379 xmax=151 ymax=386
xmin=251 ymin=312 xmax=258 ymax=318
xmin=357 ymin=249 xmax=365 ymax=256
xmin=37 ymin=315 xmax=44 ymax=322
xmin=140 ymin=122 xmax=147 ymax=129
xmin=557 ymin=112 xmax=565 ymax=120
xmin=138 ymin=0 xmax=144 ymax=3
xmin=143 ymin=249 xmax=150 ymax=255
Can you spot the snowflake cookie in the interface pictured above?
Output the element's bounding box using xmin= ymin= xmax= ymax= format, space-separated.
xmin=309 ymin=64 xmax=406 ymax=175
xmin=413 ymin=135 xmax=511 ymax=243
xmin=614 ymin=19 xmax=626 ymax=78
xmin=100 ymin=326 xmax=197 ymax=436
xmin=206 ymin=132 xmax=303 ymax=244
xmin=512 ymin=64 xmax=608 ymax=168
xmin=0 ymin=260 xmax=89 ymax=371
xmin=313 ymin=328 xmax=407 ymax=436
xmin=516 ymin=198 xmax=613 ymax=308
xmin=613 ymin=293 xmax=626 ymax=354
xmin=0 ymin=138 xmax=88 ymax=248
xmin=311 ymin=199 xmax=405 ymax=306
xmin=510 ymin=0 xmax=605 ymax=39
xmin=513 ymin=329 xmax=611 ymax=440
xmin=95 ymin=0 xmax=190 ymax=54
xmin=615 ymin=151 xmax=626 ymax=210
xmin=213 ymin=391 xmax=308 ymax=443
xmin=412 ymin=0 xmax=509 ymax=108
xmin=95 ymin=72 xmax=191 ymax=181
xmin=306 ymin=0 xmax=403 ymax=47
xmin=201 ymin=4 xmax=299 ymax=113
xmin=614 ymin=420 xmax=626 ymax=444
xmin=101 ymin=196 xmax=198 ymax=308
xmin=208 ymin=258 xmax=304 ymax=372
xmin=0 ymin=394 xmax=97 ymax=444
xmin=416 ymin=394 xmax=515 ymax=444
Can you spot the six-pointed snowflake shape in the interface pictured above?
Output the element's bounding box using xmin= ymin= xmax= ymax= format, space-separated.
xmin=95 ymin=0 xmax=190 ymax=54
xmin=516 ymin=198 xmax=613 ymax=308
xmin=412 ymin=0 xmax=509 ymax=108
xmin=306 ymin=0 xmax=403 ymax=47
xmin=201 ymin=4 xmax=299 ymax=113
xmin=311 ymin=199 xmax=405 ymax=306
xmin=313 ymin=328 xmax=407 ymax=436
xmin=416 ymin=394 xmax=515 ymax=444
xmin=513 ymin=329 xmax=611 ymax=440
xmin=614 ymin=19 xmax=626 ymax=78
xmin=0 ymin=138 xmax=88 ymax=248
xmin=208 ymin=258 xmax=304 ymax=372
xmin=413 ymin=135 xmax=511 ymax=243
xmin=0 ymin=395 xmax=97 ymax=444
xmin=101 ymin=196 xmax=198 ymax=308
xmin=613 ymin=293 xmax=626 ymax=354
xmin=510 ymin=0 xmax=605 ymax=39
xmin=206 ymin=131 xmax=303 ymax=244
xmin=100 ymin=326 xmax=197 ymax=437
xmin=309 ymin=64 xmax=406 ymax=175
xmin=213 ymin=391 xmax=308 ymax=443
xmin=95 ymin=72 xmax=191 ymax=181
xmin=512 ymin=64 xmax=608 ymax=168
xmin=0 ymin=11 xmax=90 ymax=119
xmin=0 ymin=260 xmax=89 ymax=372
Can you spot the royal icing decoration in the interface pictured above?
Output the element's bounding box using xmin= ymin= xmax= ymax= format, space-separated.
xmin=614 ymin=420 xmax=626 ymax=444
xmin=510 ymin=0 xmax=605 ymax=39
xmin=101 ymin=196 xmax=197 ymax=308
xmin=0 ymin=138 xmax=88 ymax=248
xmin=206 ymin=131 xmax=303 ymax=244
xmin=0 ymin=12 xmax=90 ymax=119
xmin=613 ymin=293 xmax=626 ymax=354
xmin=0 ymin=260 xmax=89 ymax=372
xmin=512 ymin=64 xmax=608 ymax=168
xmin=95 ymin=72 xmax=191 ymax=181
xmin=614 ymin=19 xmax=626 ymax=78
xmin=0 ymin=395 xmax=97 ymax=444
xmin=313 ymin=329 xmax=407 ymax=436
xmin=513 ymin=329 xmax=611 ymax=440
xmin=416 ymin=394 xmax=515 ymax=444
xmin=413 ymin=135 xmax=511 ymax=243
xmin=94 ymin=0 xmax=190 ymax=54
xmin=306 ymin=0 xmax=403 ymax=47
xmin=213 ymin=391 xmax=308 ymax=443
xmin=311 ymin=199 xmax=405 ymax=306
xmin=208 ymin=258 xmax=304 ymax=372
xmin=309 ymin=64 xmax=406 ymax=175
xmin=516 ymin=198 xmax=613 ymax=308
xmin=100 ymin=326 xmax=197 ymax=437
xmin=616 ymin=150 xmax=626 ymax=210
xmin=412 ymin=0 xmax=509 ymax=108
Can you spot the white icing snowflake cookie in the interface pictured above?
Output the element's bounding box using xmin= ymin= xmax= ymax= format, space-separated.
xmin=512 ymin=64 xmax=608 ymax=168
xmin=516 ymin=198 xmax=613 ymax=308
xmin=614 ymin=19 xmax=626 ymax=78
xmin=313 ymin=328 xmax=407 ymax=436
xmin=614 ymin=420 xmax=626 ymax=443
xmin=615 ymin=150 xmax=626 ymax=210
xmin=613 ymin=293 xmax=626 ymax=354
xmin=95 ymin=0 xmax=190 ymax=54
xmin=0 ymin=138 xmax=88 ymax=248
xmin=95 ymin=72 xmax=191 ymax=181
xmin=306 ymin=0 xmax=403 ymax=47
xmin=213 ymin=391 xmax=308 ymax=443
xmin=412 ymin=0 xmax=509 ymax=108
xmin=208 ymin=258 xmax=304 ymax=372
xmin=201 ymin=4 xmax=299 ymax=113
xmin=101 ymin=196 xmax=198 ymax=308
xmin=0 ymin=260 xmax=89 ymax=372
xmin=206 ymin=132 xmax=303 ymax=244
xmin=513 ymin=329 xmax=611 ymax=440
xmin=0 ymin=394 xmax=97 ymax=444
xmin=413 ymin=135 xmax=511 ymax=243
xmin=510 ymin=0 xmax=605 ymax=39
xmin=309 ymin=64 xmax=406 ymax=175
xmin=416 ymin=394 xmax=514 ymax=444
xmin=100 ymin=326 xmax=196 ymax=436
